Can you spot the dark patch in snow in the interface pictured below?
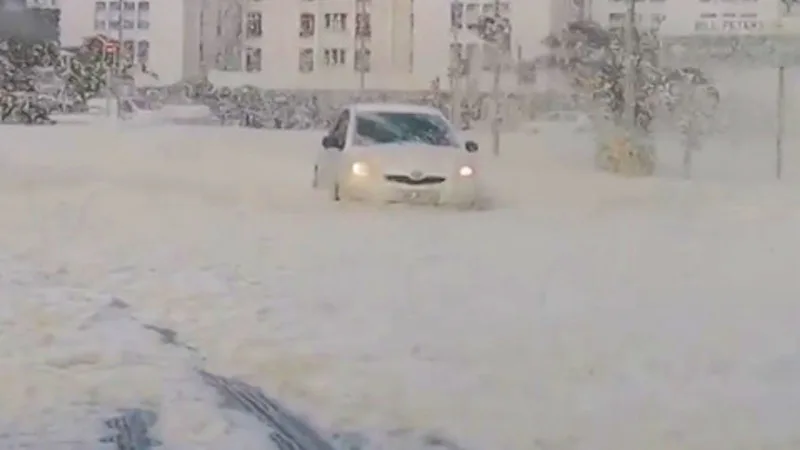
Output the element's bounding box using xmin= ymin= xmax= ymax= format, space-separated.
xmin=199 ymin=370 xmax=337 ymax=450
xmin=99 ymin=408 xmax=161 ymax=450
xmin=141 ymin=324 xmax=178 ymax=345
xmin=108 ymin=297 xmax=130 ymax=309
xmin=141 ymin=323 xmax=198 ymax=353
xmin=332 ymin=429 xmax=469 ymax=450
xmin=199 ymin=370 xmax=472 ymax=450
xmin=80 ymin=320 xmax=476 ymax=449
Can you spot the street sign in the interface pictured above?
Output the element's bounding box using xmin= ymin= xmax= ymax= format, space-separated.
xmin=661 ymin=34 xmax=800 ymax=67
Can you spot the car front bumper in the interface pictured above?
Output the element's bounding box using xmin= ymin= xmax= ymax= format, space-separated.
xmin=340 ymin=175 xmax=479 ymax=206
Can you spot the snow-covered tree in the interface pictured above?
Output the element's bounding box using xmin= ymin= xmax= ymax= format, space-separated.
xmin=543 ymin=22 xmax=658 ymax=130
xmin=666 ymin=69 xmax=717 ymax=178
xmin=0 ymin=39 xmax=62 ymax=122
xmin=60 ymin=35 xmax=114 ymax=104
xmin=0 ymin=33 xmax=115 ymax=122
xmin=542 ymin=20 xmax=719 ymax=176
xmin=541 ymin=21 xmax=656 ymax=174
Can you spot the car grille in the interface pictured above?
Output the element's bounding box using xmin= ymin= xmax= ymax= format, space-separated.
xmin=385 ymin=174 xmax=446 ymax=185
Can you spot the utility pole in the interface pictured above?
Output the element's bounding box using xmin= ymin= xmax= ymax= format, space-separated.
xmin=622 ymin=0 xmax=637 ymax=130
xmin=489 ymin=0 xmax=502 ymax=156
xmin=355 ymin=0 xmax=368 ymax=93
xmin=449 ymin=0 xmax=462 ymax=128
xmin=115 ymin=2 xmax=124 ymax=119
xmin=104 ymin=41 xmax=113 ymax=117
xmin=776 ymin=64 xmax=785 ymax=179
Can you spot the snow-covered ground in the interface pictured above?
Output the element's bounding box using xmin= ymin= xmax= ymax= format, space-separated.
xmin=1 ymin=124 xmax=800 ymax=449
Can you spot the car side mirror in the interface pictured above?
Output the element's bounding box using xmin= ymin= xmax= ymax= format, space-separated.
xmin=465 ymin=140 xmax=479 ymax=153
xmin=322 ymin=135 xmax=341 ymax=150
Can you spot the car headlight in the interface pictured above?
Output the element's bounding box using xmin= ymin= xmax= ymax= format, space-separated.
xmin=458 ymin=165 xmax=474 ymax=177
xmin=351 ymin=161 xmax=369 ymax=177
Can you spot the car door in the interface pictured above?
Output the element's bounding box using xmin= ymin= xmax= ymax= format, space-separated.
xmin=318 ymin=108 xmax=350 ymax=187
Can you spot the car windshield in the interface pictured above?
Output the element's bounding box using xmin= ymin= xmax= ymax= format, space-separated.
xmin=354 ymin=111 xmax=458 ymax=147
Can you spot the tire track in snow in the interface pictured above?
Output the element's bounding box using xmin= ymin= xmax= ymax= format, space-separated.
xmin=132 ymin=320 xmax=471 ymax=450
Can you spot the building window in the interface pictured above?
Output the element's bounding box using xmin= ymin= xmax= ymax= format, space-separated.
xmin=137 ymin=1 xmax=149 ymax=28
xmin=123 ymin=19 xmax=134 ymax=28
xmin=299 ymin=13 xmax=315 ymax=37
xmin=246 ymin=11 xmax=262 ymax=38
xmin=449 ymin=42 xmax=466 ymax=74
xmin=356 ymin=12 xmax=371 ymax=38
xmin=498 ymin=2 xmax=510 ymax=15
xmin=137 ymin=40 xmax=149 ymax=65
xmin=110 ymin=1 xmax=120 ymax=11
xmin=354 ymin=48 xmax=371 ymax=72
xmin=323 ymin=48 xmax=346 ymax=66
xmin=481 ymin=42 xmax=497 ymax=71
xmin=299 ymin=48 xmax=314 ymax=72
xmin=94 ymin=20 xmax=106 ymax=30
xmin=450 ymin=1 xmax=463 ymax=28
xmin=122 ymin=39 xmax=135 ymax=61
xmin=324 ymin=13 xmax=347 ymax=31
xmin=464 ymin=3 xmax=479 ymax=29
xmin=95 ymin=1 xmax=106 ymax=12
xmin=123 ymin=1 xmax=134 ymax=11
xmin=608 ymin=12 xmax=627 ymax=26
xmin=245 ymin=47 xmax=262 ymax=72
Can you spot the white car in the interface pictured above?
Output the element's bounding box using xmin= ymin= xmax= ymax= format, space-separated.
xmin=313 ymin=103 xmax=482 ymax=208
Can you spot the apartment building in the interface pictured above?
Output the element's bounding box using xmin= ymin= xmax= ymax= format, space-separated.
xmin=55 ymin=0 xmax=570 ymax=90
xmin=208 ymin=0 xmax=569 ymax=91
xmin=411 ymin=0 xmax=562 ymax=92
xmin=59 ymin=0 xmax=207 ymax=84
xmin=590 ymin=0 xmax=783 ymax=36
xmin=25 ymin=0 xmax=59 ymax=8
xmin=0 ymin=0 xmax=60 ymax=40
xmin=207 ymin=0 xmax=419 ymax=90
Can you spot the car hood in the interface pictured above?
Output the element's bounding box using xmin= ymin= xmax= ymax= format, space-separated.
xmin=348 ymin=143 xmax=473 ymax=174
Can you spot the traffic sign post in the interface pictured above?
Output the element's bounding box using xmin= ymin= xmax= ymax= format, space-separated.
xmin=659 ymin=23 xmax=800 ymax=179
xmin=100 ymin=39 xmax=119 ymax=119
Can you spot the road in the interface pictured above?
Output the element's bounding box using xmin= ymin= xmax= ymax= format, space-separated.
xmin=0 ymin=125 xmax=799 ymax=449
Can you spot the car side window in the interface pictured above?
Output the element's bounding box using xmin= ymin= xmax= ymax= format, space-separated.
xmin=331 ymin=110 xmax=350 ymax=142
xmin=328 ymin=112 xmax=344 ymax=135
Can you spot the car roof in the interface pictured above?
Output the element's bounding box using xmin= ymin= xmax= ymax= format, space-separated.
xmin=349 ymin=102 xmax=443 ymax=116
